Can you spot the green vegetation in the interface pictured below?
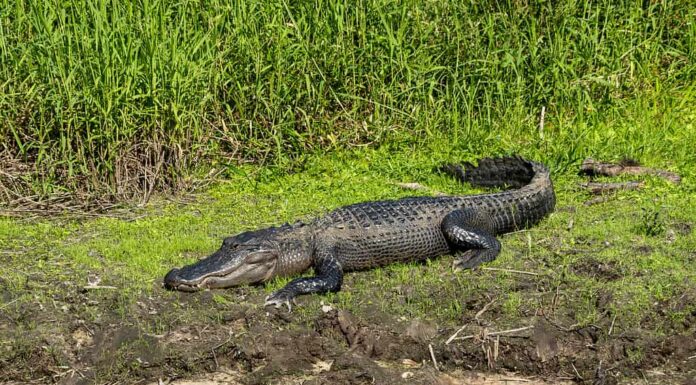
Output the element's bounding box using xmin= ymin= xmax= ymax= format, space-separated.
xmin=1 ymin=0 xmax=694 ymax=198
xmin=1 ymin=144 xmax=694 ymax=325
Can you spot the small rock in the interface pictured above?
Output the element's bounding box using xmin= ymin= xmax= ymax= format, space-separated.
xmin=401 ymin=358 xmax=421 ymax=368
xmin=406 ymin=319 xmax=437 ymax=343
xmin=401 ymin=371 xmax=414 ymax=379
xmin=72 ymin=328 xmax=93 ymax=349
xmin=222 ymin=310 xmax=247 ymax=323
xmin=665 ymin=229 xmax=677 ymax=243
xmin=311 ymin=360 xmax=333 ymax=374
xmin=338 ymin=310 xmax=360 ymax=346
xmin=533 ymin=320 xmax=559 ymax=362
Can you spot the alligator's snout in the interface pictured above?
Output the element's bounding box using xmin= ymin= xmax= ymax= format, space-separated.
xmin=163 ymin=268 xmax=203 ymax=292
xmin=163 ymin=243 xmax=281 ymax=292
xmin=164 ymin=269 xmax=179 ymax=282
xmin=163 ymin=268 xmax=179 ymax=290
xmin=164 ymin=268 xmax=188 ymax=291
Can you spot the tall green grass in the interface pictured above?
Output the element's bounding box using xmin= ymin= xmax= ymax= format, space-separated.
xmin=0 ymin=0 xmax=694 ymax=198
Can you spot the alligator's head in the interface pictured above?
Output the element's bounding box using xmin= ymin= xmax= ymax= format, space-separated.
xmin=164 ymin=228 xmax=284 ymax=292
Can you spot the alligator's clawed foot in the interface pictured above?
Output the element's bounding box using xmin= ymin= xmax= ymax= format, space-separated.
xmin=264 ymin=291 xmax=297 ymax=312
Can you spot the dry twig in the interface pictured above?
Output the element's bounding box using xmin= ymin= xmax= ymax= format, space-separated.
xmin=82 ymin=285 xmax=118 ymax=290
xmin=428 ymin=343 xmax=439 ymax=371
xmin=393 ymin=182 xmax=447 ymax=197
xmin=446 ymin=324 xmax=468 ymax=345
xmin=451 ymin=325 xmax=535 ymax=341
xmin=482 ymin=267 xmax=539 ymax=276
xmin=608 ymin=314 xmax=617 ymax=336
xmin=447 ymin=298 xmax=499 ymax=344
xmin=475 ymin=298 xmax=498 ymax=322
xmin=571 ymin=362 xmax=584 ymax=380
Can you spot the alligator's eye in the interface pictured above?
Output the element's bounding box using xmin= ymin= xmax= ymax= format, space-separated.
xmin=222 ymin=238 xmax=239 ymax=248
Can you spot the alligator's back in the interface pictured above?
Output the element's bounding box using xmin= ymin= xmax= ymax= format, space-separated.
xmin=315 ymin=157 xmax=555 ymax=271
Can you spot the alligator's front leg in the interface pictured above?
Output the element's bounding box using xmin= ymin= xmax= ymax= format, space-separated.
xmin=441 ymin=209 xmax=501 ymax=270
xmin=265 ymin=246 xmax=343 ymax=311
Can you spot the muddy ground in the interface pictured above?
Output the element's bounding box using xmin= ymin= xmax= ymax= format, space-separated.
xmin=1 ymin=167 xmax=695 ymax=384
xmin=1 ymin=264 xmax=694 ymax=385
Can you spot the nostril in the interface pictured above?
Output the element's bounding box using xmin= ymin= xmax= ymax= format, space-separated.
xmin=163 ymin=268 xmax=181 ymax=289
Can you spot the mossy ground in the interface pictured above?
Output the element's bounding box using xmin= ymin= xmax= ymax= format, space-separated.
xmin=1 ymin=134 xmax=694 ymax=383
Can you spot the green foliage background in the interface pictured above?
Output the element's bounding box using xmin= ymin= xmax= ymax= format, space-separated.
xmin=1 ymin=0 xmax=694 ymax=197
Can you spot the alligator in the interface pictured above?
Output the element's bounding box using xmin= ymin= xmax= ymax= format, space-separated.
xmin=164 ymin=156 xmax=555 ymax=310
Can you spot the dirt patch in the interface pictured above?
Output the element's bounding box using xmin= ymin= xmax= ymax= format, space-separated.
xmin=1 ymin=284 xmax=694 ymax=385
xmin=140 ymin=368 xmax=574 ymax=385
xmin=145 ymin=370 xmax=244 ymax=385
xmin=571 ymin=258 xmax=624 ymax=281
xmin=671 ymin=221 xmax=693 ymax=236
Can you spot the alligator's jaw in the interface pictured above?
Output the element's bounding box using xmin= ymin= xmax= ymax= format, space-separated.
xmin=163 ymin=252 xmax=278 ymax=291
xmin=163 ymin=268 xmax=201 ymax=292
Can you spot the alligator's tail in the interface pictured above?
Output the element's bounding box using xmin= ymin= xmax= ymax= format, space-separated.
xmin=440 ymin=156 xmax=546 ymax=189
xmin=440 ymin=156 xmax=555 ymax=233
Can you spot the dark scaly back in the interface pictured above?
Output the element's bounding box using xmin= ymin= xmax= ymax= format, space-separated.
xmin=318 ymin=156 xmax=555 ymax=236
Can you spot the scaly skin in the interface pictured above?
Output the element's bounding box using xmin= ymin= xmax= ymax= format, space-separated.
xmin=164 ymin=157 xmax=555 ymax=310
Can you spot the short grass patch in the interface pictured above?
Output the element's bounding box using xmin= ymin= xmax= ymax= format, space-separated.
xmin=2 ymin=132 xmax=694 ymax=325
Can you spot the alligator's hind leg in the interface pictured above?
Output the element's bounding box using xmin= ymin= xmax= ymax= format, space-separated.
xmin=441 ymin=209 xmax=501 ymax=270
xmin=265 ymin=246 xmax=343 ymax=311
